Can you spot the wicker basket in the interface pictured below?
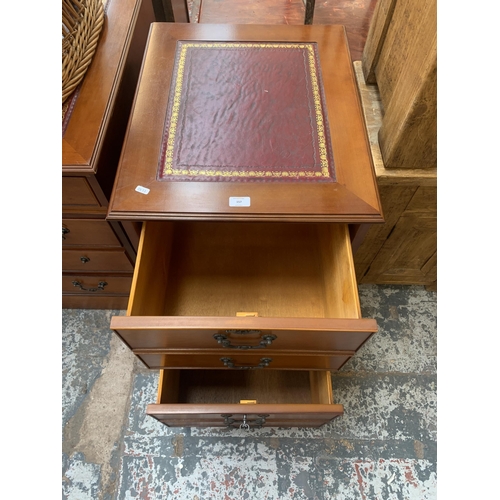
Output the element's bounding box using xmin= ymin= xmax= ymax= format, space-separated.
xmin=62 ymin=0 xmax=105 ymax=104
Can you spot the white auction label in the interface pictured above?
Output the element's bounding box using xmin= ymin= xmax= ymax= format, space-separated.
xmin=135 ymin=185 xmax=150 ymax=195
xmin=229 ymin=196 xmax=251 ymax=207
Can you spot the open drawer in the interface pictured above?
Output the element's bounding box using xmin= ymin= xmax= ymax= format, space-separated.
xmin=146 ymin=368 xmax=343 ymax=428
xmin=110 ymin=220 xmax=377 ymax=369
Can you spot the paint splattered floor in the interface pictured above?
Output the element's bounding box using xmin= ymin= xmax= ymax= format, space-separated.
xmin=62 ymin=284 xmax=437 ymax=499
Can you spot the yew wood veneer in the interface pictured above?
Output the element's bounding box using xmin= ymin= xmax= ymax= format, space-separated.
xmin=108 ymin=24 xmax=383 ymax=428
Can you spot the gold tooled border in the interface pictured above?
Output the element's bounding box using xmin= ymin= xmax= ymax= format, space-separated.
xmin=162 ymin=42 xmax=331 ymax=179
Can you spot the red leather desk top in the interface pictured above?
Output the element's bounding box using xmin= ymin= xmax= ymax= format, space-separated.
xmin=158 ymin=41 xmax=335 ymax=183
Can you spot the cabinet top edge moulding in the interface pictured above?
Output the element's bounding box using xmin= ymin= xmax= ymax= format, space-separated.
xmin=107 ymin=24 xmax=384 ymax=224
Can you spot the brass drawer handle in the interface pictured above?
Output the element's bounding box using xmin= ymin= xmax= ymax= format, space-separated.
xmin=214 ymin=333 xmax=277 ymax=349
xmin=80 ymin=256 xmax=90 ymax=264
xmin=62 ymin=226 xmax=70 ymax=240
xmin=220 ymin=357 xmax=272 ymax=370
xmin=72 ymin=280 xmax=108 ymax=292
xmin=221 ymin=414 xmax=270 ymax=429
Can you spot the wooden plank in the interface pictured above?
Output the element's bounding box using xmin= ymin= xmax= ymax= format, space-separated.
xmin=318 ymin=223 xmax=361 ymax=318
xmin=404 ymin=186 xmax=437 ymax=214
xmin=157 ymin=369 xmax=180 ymax=403
xmin=373 ymin=0 xmax=436 ymax=170
xmin=147 ymin=403 xmax=343 ymax=415
xmin=379 ymin=55 xmax=437 ymax=169
xmin=111 ymin=316 xmax=377 ymax=351
xmin=313 ymin=0 xmax=378 ymax=62
xmin=135 ymin=351 xmax=351 ymax=370
xmin=309 ymin=371 xmax=334 ymax=404
xmin=375 ymin=0 xmax=436 ymax=107
xmin=62 ymin=294 xmax=130 ymax=309
xmin=354 ymin=184 xmax=416 ymax=280
xmin=171 ymin=0 xmax=189 ymax=22
xmin=126 ymin=221 xmax=175 ymax=316
xmin=147 ymin=405 xmax=343 ymax=427
xmin=63 ymin=0 xmax=152 ymax=168
xmin=361 ymin=214 xmax=437 ymax=284
xmin=199 ymin=0 xmax=305 ymax=24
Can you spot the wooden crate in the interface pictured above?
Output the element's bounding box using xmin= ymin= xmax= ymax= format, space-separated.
xmin=353 ymin=62 xmax=437 ymax=289
xmin=362 ymin=0 xmax=437 ymax=171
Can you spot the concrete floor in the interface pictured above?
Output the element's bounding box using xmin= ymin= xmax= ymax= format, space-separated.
xmin=62 ymin=284 xmax=437 ymax=499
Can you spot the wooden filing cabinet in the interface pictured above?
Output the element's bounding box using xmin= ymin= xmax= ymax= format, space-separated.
xmin=62 ymin=0 xmax=155 ymax=309
xmin=112 ymin=221 xmax=377 ymax=427
xmin=107 ymin=24 xmax=384 ymax=428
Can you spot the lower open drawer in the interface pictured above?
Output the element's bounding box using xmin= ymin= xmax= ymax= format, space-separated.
xmin=146 ymin=368 xmax=343 ymax=428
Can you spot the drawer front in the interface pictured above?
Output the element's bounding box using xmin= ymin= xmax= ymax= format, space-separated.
xmin=62 ymin=275 xmax=132 ymax=295
xmin=148 ymin=369 xmax=343 ymax=428
xmin=63 ymin=249 xmax=134 ymax=272
xmin=133 ymin=352 xmax=351 ymax=370
xmin=62 ymin=177 xmax=101 ymax=207
xmin=112 ymin=316 xmax=376 ymax=352
xmin=63 ymin=294 xmax=130 ymax=309
xmin=112 ymin=220 xmax=375 ymax=372
xmin=146 ymin=403 xmax=343 ymax=428
xmin=62 ymin=220 xmax=122 ymax=247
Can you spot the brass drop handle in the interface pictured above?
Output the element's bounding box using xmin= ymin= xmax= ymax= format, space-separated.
xmin=221 ymin=414 xmax=269 ymax=429
xmin=62 ymin=227 xmax=70 ymax=240
xmin=213 ymin=333 xmax=277 ymax=349
xmin=72 ymin=280 xmax=107 ymax=292
xmin=220 ymin=357 xmax=272 ymax=370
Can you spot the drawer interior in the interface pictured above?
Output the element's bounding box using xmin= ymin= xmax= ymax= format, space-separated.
xmin=147 ymin=368 xmax=342 ymax=427
xmin=129 ymin=221 xmax=360 ymax=319
xmin=158 ymin=369 xmax=334 ymax=405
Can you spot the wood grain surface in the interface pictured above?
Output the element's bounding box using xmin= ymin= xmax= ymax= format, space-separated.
xmin=148 ymin=369 xmax=343 ymax=427
xmin=362 ymin=0 xmax=437 ymax=170
xmin=120 ymin=221 xmax=366 ymax=317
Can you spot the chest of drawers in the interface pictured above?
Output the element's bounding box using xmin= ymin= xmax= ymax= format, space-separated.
xmin=62 ymin=0 xmax=154 ymax=309
xmin=107 ymin=23 xmax=384 ymax=428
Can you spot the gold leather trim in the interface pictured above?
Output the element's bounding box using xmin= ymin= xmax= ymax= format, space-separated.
xmin=163 ymin=42 xmax=331 ymax=179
